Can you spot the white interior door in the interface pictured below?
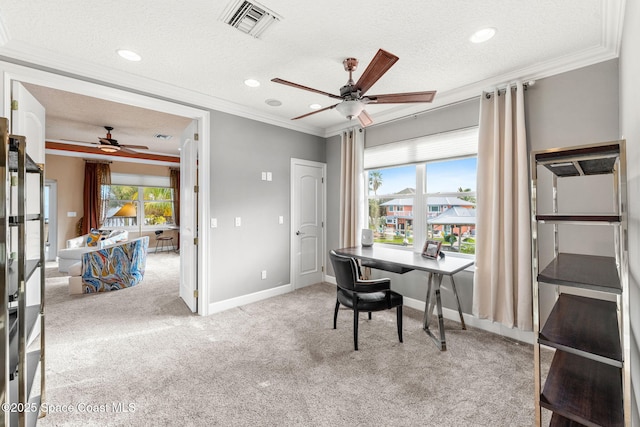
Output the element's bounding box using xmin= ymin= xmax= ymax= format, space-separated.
xmin=11 ymin=81 xmax=45 ymax=164
xmin=291 ymin=159 xmax=325 ymax=289
xmin=11 ymin=81 xmax=46 ymax=342
xmin=179 ymin=121 xmax=198 ymax=312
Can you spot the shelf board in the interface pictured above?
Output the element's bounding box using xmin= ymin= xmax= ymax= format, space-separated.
xmin=24 ymin=305 xmax=40 ymax=343
xmin=535 ymin=143 xmax=620 ymax=177
xmin=541 ymin=350 xmax=623 ymax=427
xmin=8 ymin=149 xmax=41 ymax=173
xmin=550 ymin=413 xmax=591 ymax=426
xmin=8 ymin=309 xmax=18 ymax=378
xmin=536 ymin=214 xmax=620 ymax=224
xmin=9 ymin=214 xmax=43 ymax=225
xmin=25 ymin=350 xmax=40 ymax=402
xmin=540 ymin=294 xmax=621 ymax=366
xmin=538 ymin=253 xmax=621 ymax=294
xmin=8 ymin=259 xmax=42 ymax=302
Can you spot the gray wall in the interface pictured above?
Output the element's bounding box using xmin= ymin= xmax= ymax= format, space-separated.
xmin=208 ymin=111 xmax=325 ymax=303
xmin=619 ymin=0 xmax=640 ymax=421
xmin=527 ymin=59 xmax=620 ymax=323
xmin=326 ymin=60 xmax=621 ymax=318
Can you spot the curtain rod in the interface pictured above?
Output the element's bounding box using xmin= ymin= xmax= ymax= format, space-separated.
xmin=484 ymin=80 xmax=536 ymax=99
xmin=84 ymin=159 xmax=112 ymax=164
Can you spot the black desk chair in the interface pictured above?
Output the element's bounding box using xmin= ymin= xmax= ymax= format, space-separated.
xmin=329 ymin=250 xmax=403 ymax=351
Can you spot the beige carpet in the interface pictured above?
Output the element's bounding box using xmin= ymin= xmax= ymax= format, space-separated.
xmin=39 ymin=252 xmax=539 ymax=426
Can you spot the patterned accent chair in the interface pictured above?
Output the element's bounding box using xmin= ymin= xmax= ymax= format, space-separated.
xmin=68 ymin=237 xmax=149 ymax=294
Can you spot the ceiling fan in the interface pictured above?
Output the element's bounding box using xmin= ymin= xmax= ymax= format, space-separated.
xmin=94 ymin=126 xmax=149 ymax=154
xmin=272 ymin=49 xmax=437 ymax=127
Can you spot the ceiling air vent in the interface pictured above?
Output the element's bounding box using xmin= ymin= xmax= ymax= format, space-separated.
xmin=221 ymin=0 xmax=281 ymax=38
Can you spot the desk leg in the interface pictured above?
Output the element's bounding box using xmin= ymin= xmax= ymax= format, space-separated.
xmin=423 ymin=273 xmax=446 ymax=351
xmin=449 ymin=275 xmax=466 ymax=330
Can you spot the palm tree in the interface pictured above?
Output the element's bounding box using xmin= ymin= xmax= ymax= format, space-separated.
xmin=369 ymin=171 xmax=383 ymax=196
xmin=368 ymin=171 xmax=384 ymax=234
xmin=458 ymin=187 xmax=476 ymax=204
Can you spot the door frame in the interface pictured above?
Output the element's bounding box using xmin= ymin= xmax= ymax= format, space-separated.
xmin=44 ymin=179 xmax=57 ymax=262
xmin=1 ymin=61 xmax=211 ymax=315
xmin=290 ymin=158 xmax=327 ymax=290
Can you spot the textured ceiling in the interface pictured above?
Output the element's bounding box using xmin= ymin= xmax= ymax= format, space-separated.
xmin=0 ymin=0 xmax=624 ymax=156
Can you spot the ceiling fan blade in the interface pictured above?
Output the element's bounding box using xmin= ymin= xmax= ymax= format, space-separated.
xmin=357 ymin=110 xmax=374 ymax=127
xmin=120 ymin=147 xmax=140 ymax=154
xmin=366 ymin=91 xmax=437 ymax=104
xmin=355 ymin=49 xmax=399 ymax=95
xmin=271 ymin=78 xmax=342 ymax=100
xmin=121 ymin=144 xmax=149 ymax=150
xmin=291 ymin=104 xmax=339 ymax=120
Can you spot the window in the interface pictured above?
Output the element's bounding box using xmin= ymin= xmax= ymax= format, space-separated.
xmin=102 ymin=184 xmax=176 ymax=229
xmin=365 ymin=128 xmax=478 ymax=254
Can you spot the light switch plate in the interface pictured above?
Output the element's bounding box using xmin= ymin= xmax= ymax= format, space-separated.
xmin=67 ymin=211 xmax=77 ymax=217
xmin=235 ymin=217 xmax=241 ymax=227
xmin=211 ymin=218 xmax=217 ymax=228
xmin=278 ymin=216 xmax=284 ymax=224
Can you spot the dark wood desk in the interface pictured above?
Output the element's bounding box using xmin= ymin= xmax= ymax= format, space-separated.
xmin=335 ymin=246 xmax=474 ymax=351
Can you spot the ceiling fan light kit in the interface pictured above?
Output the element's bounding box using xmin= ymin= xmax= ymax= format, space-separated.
xmin=271 ymin=48 xmax=436 ymax=127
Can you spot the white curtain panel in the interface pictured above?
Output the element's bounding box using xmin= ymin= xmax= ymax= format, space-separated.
xmin=473 ymin=82 xmax=532 ymax=330
xmin=339 ymin=128 xmax=365 ymax=248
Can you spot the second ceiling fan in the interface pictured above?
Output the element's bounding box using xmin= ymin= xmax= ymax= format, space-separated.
xmin=272 ymin=48 xmax=437 ymax=127
xmin=94 ymin=126 xmax=149 ymax=154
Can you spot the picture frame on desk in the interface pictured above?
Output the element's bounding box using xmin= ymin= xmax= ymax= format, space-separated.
xmin=422 ymin=240 xmax=441 ymax=259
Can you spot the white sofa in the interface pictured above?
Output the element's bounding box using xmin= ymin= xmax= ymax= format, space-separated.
xmin=58 ymin=230 xmax=128 ymax=273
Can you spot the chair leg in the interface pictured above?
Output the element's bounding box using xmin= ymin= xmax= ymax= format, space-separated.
xmin=397 ymin=306 xmax=403 ymax=343
xmin=333 ymin=300 xmax=340 ymax=329
xmin=368 ymin=312 xmax=372 ymax=320
xmin=353 ymin=308 xmax=359 ymax=351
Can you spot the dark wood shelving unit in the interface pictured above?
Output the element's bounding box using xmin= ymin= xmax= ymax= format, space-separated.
xmin=1 ymin=119 xmax=45 ymax=426
xmin=531 ymin=140 xmax=629 ymax=426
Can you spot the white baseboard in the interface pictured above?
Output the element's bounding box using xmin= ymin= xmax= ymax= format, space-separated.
xmin=324 ymin=275 xmax=533 ymax=344
xmin=208 ymin=283 xmax=293 ymax=314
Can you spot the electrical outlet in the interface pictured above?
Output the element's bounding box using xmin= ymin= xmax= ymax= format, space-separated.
xmin=278 ymin=216 xmax=284 ymax=224
xmin=211 ymin=218 xmax=217 ymax=228
xmin=261 ymin=270 xmax=267 ymax=280
xmin=266 ymin=172 xmax=272 ymax=181
xmin=235 ymin=217 xmax=241 ymax=227
xmin=261 ymin=172 xmax=267 ymax=181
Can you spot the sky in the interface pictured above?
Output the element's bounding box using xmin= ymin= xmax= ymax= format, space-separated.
xmin=369 ymin=157 xmax=477 ymax=195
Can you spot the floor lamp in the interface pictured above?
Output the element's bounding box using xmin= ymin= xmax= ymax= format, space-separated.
xmin=112 ymin=201 xmax=142 ymax=236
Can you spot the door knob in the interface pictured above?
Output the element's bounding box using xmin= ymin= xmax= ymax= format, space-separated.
xmin=296 ymin=231 xmax=305 ymax=236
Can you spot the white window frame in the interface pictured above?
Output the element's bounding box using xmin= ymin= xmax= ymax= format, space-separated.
xmin=364 ymin=127 xmax=478 ymax=258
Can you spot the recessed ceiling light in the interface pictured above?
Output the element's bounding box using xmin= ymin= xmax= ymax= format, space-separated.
xmin=117 ymin=49 xmax=142 ymax=61
xmin=244 ymin=79 xmax=261 ymax=87
xmin=265 ymin=99 xmax=282 ymax=107
xmin=470 ymin=27 xmax=496 ymax=44
xmin=309 ymin=104 xmax=322 ymax=110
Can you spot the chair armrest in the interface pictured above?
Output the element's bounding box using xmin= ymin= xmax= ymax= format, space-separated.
xmin=67 ymin=235 xmax=86 ymax=249
xmin=354 ymin=278 xmax=391 ymax=293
